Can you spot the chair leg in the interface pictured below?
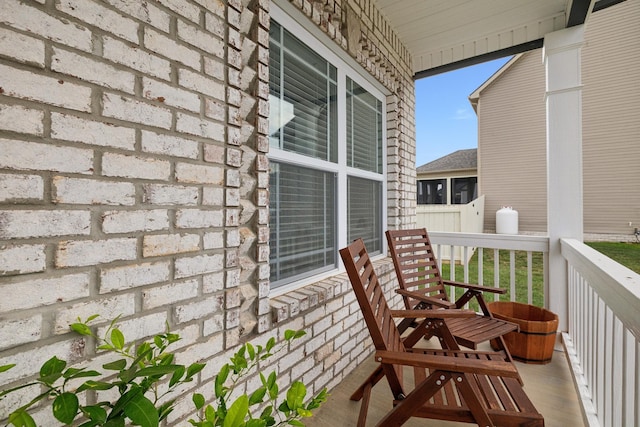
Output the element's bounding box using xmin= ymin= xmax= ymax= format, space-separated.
xmin=357 ymin=381 xmax=372 ymax=427
xmin=351 ymin=365 xmax=385 ymax=401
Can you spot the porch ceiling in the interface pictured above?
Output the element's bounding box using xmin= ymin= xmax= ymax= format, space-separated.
xmin=373 ymin=0 xmax=600 ymax=78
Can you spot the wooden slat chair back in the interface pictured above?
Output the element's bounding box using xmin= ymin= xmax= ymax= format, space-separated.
xmin=340 ymin=239 xmax=545 ymax=427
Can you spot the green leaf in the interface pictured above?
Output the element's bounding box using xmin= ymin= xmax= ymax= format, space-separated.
xmin=284 ymin=330 xmax=295 ymax=340
xmin=103 ymin=359 xmax=127 ymax=371
xmin=249 ymin=387 xmax=266 ymax=405
xmin=111 ymin=329 xmax=125 ymax=350
xmin=158 ymin=400 xmax=175 ymax=421
xmin=192 ymin=393 xmax=206 ymax=410
xmin=288 ymin=420 xmax=304 ymax=427
xmin=215 ymin=365 xmax=230 ymax=397
xmin=134 ymin=364 xmax=182 ymax=378
xmin=0 ymin=363 xmax=16 ymax=372
xmin=204 ymin=405 xmax=216 ymax=421
xmin=186 ymin=362 xmax=205 ymax=379
xmin=82 ymin=404 xmax=108 ymax=423
xmin=86 ymin=314 xmax=100 ymax=322
xmin=286 ymin=382 xmax=306 ymax=412
xmin=77 ymin=380 xmax=116 ymax=393
xmin=223 ymin=395 xmax=249 ymax=427
xmin=265 ymin=337 xmax=275 ymax=352
xmin=123 ymin=393 xmax=158 ymax=427
xmin=246 ymin=420 xmax=267 ymax=427
xmin=70 ymin=322 xmax=93 ymax=336
xmin=8 ymin=410 xmax=36 ymax=427
xmin=40 ymin=356 xmax=66 ymax=385
xmin=246 ymin=343 xmax=256 ymax=360
xmin=169 ymin=365 xmax=185 ymax=387
xmin=64 ymin=368 xmax=102 ymax=380
xmin=104 ymin=417 xmax=125 ymax=427
xmin=53 ymin=392 xmax=79 ymax=424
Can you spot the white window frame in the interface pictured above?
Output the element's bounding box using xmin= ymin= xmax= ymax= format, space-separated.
xmin=269 ymin=3 xmax=388 ymax=296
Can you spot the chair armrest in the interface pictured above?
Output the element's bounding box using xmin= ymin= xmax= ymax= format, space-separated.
xmin=390 ymin=309 xmax=476 ymax=319
xmin=374 ymin=349 xmax=519 ymax=378
xmin=397 ymin=289 xmax=456 ymax=308
xmin=443 ymin=280 xmax=506 ymax=294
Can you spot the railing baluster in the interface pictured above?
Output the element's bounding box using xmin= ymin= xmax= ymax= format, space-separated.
xmin=509 ymin=250 xmax=516 ymax=301
xmin=527 ymin=251 xmax=533 ymax=304
xmin=493 ymin=248 xmax=500 ymax=296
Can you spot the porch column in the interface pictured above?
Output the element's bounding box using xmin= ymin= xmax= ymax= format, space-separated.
xmin=543 ymin=26 xmax=585 ymax=332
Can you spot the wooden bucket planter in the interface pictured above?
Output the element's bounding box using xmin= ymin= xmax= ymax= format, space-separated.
xmin=488 ymin=301 xmax=559 ymax=364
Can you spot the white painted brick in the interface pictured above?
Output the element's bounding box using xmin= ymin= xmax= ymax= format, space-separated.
xmin=0 ymin=138 xmax=93 ymax=173
xmin=102 ymin=92 xmax=172 ymax=129
xmin=54 ymin=294 xmax=135 ymax=334
xmin=202 ymin=187 xmax=224 ymax=206
xmin=103 ymin=36 xmax=171 ymax=81
xmin=203 ymin=56 xmax=225 ymax=80
xmin=175 ymin=253 xmax=224 ymax=278
xmin=143 ymin=184 xmax=199 ymax=205
xmin=177 ymin=19 xmax=224 ymax=55
xmin=102 ymin=153 xmax=171 ymax=180
xmin=97 ymin=312 xmax=168 ymax=344
xmin=175 ymin=162 xmax=224 ymax=184
xmin=58 ymin=0 xmax=138 ymax=43
xmin=100 ymin=261 xmax=171 ymax=293
xmin=205 ymin=12 xmax=225 ymax=39
xmin=143 ymin=233 xmax=200 ymax=257
xmin=142 ymin=279 xmax=199 ymax=309
xmin=144 ymin=27 xmax=200 ymax=70
xmin=174 ymin=294 xmax=224 ymax=323
xmin=203 ymin=231 xmax=223 ymax=249
xmin=0 ymin=102 xmax=44 ymax=135
xmin=102 ymin=209 xmax=169 ymax=234
xmin=104 ymin=0 xmax=170 ymax=32
xmin=0 ymin=174 xmax=43 ymax=202
xmin=0 ymin=339 xmax=85 ymax=383
xmin=0 ymin=210 xmax=90 ymax=239
xmin=141 ymin=130 xmax=199 ymax=159
xmin=142 ymin=77 xmax=201 ymax=112
xmin=157 ymin=0 xmax=201 ymax=23
xmin=176 ymin=209 xmax=223 ymax=229
xmin=0 ymin=273 xmax=90 ymax=312
xmin=0 ymin=27 xmax=45 ymax=67
xmin=52 ymin=47 xmax=135 ymax=94
xmin=0 ymin=383 xmax=41 ymax=420
xmin=176 ymin=113 xmax=225 ymax=141
xmin=203 ymin=313 xmax=224 ymax=335
xmin=51 ymin=113 xmax=135 ymax=150
xmin=53 ymin=177 xmax=135 ymax=205
xmin=0 ymin=314 xmax=41 ymax=351
xmin=203 ymin=271 xmax=224 ymax=293
xmin=179 ymin=68 xmax=225 ymax=100
xmin=0 ymin=243 xmax=46 ymax=276
xmin=56 ymin=238 xmax=137 ymax=267
xmin=0 ymin=63 xmax=91 ymax=112
xmin=0 ymin=0 xmax=92 ymax=51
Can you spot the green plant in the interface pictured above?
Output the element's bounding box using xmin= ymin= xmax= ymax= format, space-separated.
xmin=0 ymin=317 xmax=326 ymax=427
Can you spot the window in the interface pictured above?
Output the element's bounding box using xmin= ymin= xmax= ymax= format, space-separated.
xmin=417 ymin=179 xmax=446 ymax=205
xmin=268 ymin=8 xmax=386 ymax=290
xmin=452 ymin=177 xmax=477 ymax=204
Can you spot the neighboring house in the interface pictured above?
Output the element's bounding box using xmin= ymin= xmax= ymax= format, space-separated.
xmin=470 ymin=0 xmax=640 ymax=240
xmin=416 ymin=148 xmax=478 ymax=205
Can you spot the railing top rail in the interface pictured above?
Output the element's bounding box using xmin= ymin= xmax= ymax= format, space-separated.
xmin=561 ymin=238 xmax=640 ymax=341
xmin=429 ymin=231 xmax=549 ymax=252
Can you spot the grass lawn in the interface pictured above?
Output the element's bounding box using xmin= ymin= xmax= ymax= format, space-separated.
xmin=585 ymin=241 xmax=640 ymax=274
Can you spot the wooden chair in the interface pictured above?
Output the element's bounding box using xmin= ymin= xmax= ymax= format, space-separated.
xmin=386 ymin=228 xmax=517 ymax=361
xmin=340 ymin=239 xmax=544 ymax=427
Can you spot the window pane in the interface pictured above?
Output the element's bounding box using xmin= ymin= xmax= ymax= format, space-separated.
xmin=269 ymin=23 xmax=337 ymax=163
xmin=417 ymin=179 xmax=447 ymax=204
xmin=348 ymin=177 xmax=382 ymax=253
xmin=347 ymin=78 xmax=382 ymax=173
xmin=269 ymin=162 xmax=336 ymax=286
xmin=452 ymin=177 xmax=477 ymax=204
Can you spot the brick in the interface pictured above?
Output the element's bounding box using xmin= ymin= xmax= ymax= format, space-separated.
xmin=0 ymin=314 xmax=41 ymax=351
xmin=0 ymin=138 xmax=93 ymax=173
xmin=175 ymin=294 xmax=224 ymax=323
xmin=203 ymin=57 xmax=225 ymax=80
xmin=143 ymin=184 xmax=199 ymax=205
xmin=144 ymin=27 xmax=200 ymax=70
xmin=203 ymin=313 xmax=224 ymax=335
xmin=58 ymin=0 xmax=139 ymax=43
xmin=52 ymin=47 xmax=135 ymax=94
xmin=175 ymin=253 xmax=224 ymax=278
xmin=0 ymin=273 xmax=90 ymax=312
xmin=176 ymin=113 xmax=225 ymax=141
xmin=102 ymin=209 xmax=169 ymax=234
xmin=156 ymin=0 xmax=201 ymax=23
xmin=103 ymin=36 xmax=171 ymax=81
xmin=0 ymin=27 xmax=44 ymax=67
xmin=0 ymin=63 xmax=91 ymax=112
xmin=179 ymin=68 xmax=225 ymax=100
xmin=56 ymin=238 xmax=137 ymax=267
xmin=176 ymin=162 xmax=224 ymax=184
xmin=54 ymin=294 xmax=135 ymax=334
xmin=204 ymin=143 xmax=225 ymax=164
xmin=0 ymin=174 xmax=43 ymax=202
xmin=202 ymin=187 xmax=223 ymax=206
xmin=142 ymin=279 xmax=199 ymax=309
xmin=203 ymin=231 xmax=223 ymax=249
xmin=176 ymin=209 xmax=223 ymax=229
xmin=104 ymin=0 xmax=170 ymax=33
xmin=203 ymin=271 xmax=224 ymax=293
xmin=177 ymin=19 xmax=224 ymax=55
xmin=142 ymin=77 xmax=200 ymax=112
xmin=51 ymin=113 xmax=135 ymax=150
xmin=0 ymin=210 xmax=90 ymax=239
xmin=143 ymin=233 xmax=200 ymax=257
xmin=102 ymin=92 xmax=172 ymax=129
xmin=0 ymin=244 xmax=46 ymax=276
xmin=102 ymin=153 xmax=171 ymax=180
xmin=141 ymin=130 xmax=199 ymax=159
xmin=0 ymin=102 xmax=44 ymax=135
xmin=53 ymin=177 xmax=135 ymax=205
xmin=100 ymin=261 xmax=171 ymax=293
xmin=0 ymin=0 xmax=92 ymax=52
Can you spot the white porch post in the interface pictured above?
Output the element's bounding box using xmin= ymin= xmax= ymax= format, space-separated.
xmin=543 ymin=26 xmax=585 ymax=332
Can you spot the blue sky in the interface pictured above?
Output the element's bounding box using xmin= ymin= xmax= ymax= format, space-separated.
xmin=414 ymin=57 xmax=511 ymax=167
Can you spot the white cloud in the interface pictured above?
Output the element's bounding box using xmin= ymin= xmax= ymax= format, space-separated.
xmin=453 ymin=108 xmax=474 ymax=120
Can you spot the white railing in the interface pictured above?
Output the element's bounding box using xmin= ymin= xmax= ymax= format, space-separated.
xmin=561 ymin=238 xmax=640 ymax=427
xmin=428 ymin=231 xmax=549 ymax=306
